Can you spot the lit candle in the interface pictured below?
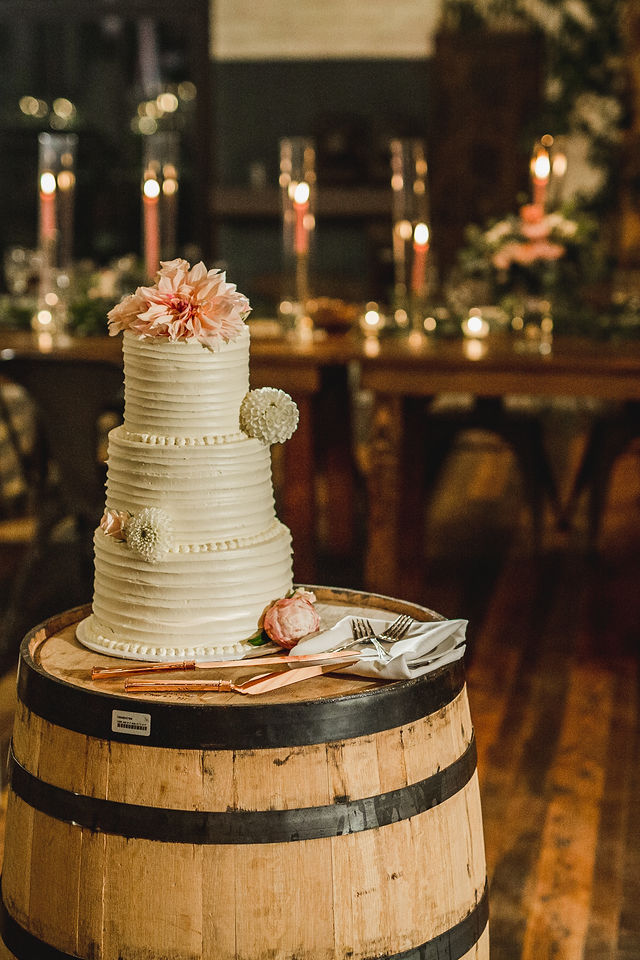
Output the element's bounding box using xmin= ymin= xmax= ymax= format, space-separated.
xmin=293 ymin=180 xmax=310 ymax=256
xmin=461 ymin=310 xmax=490 ymax=339
xmin=39 ymin=171 xmax=57 ymax=245
xmin=411 ymin=222 xmax=429 ymax=296
xmin=143 ymin=176 xmax=161 ymax=278
xmin=530 ymin=145 xmax=551 ymax=209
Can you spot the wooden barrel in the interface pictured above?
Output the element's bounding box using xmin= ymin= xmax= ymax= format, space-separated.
xmin=0 ymin=587 xmax=489 ymax=960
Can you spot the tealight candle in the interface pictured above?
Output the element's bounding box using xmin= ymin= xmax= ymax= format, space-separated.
xmin=461 ymin=311 xmax=490 ymax=339
xmin=359 ymin=302 xmax=386 ymax=338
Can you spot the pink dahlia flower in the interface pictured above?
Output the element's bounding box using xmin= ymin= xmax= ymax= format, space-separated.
xmin=107 ymin=258 xmax=251 ymax=350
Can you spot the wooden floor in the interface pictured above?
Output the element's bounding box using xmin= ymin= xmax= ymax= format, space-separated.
xmin=0 ymin=419 xmax=639 ymax=959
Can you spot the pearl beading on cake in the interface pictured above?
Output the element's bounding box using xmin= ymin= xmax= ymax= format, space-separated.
xmin=101 ymin=520 xmax=285 ymax=555
xmin=123 ymin=430 xmax=247 ymax=446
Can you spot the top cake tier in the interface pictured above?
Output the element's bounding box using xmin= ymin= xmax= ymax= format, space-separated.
xmin=122 ymin=327 xmax=250 ymax=440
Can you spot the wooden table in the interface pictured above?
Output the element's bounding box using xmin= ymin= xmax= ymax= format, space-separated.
xmin=5 ymin=326 xmax=640 ymax=598
xmin=358 ymin=332 xmax=640 ymax=596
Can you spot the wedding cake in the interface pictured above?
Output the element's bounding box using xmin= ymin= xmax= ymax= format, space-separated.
xmin=76 ymin=259 xmax=298 ymax=661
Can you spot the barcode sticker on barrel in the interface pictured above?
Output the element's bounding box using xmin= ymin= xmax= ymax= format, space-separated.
xmin=111 ymin=709 xmax=151 ymax=737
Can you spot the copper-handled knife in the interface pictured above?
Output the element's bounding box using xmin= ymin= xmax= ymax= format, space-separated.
xmin=92 ymin=648 xmax=363 ymax=681
xmin=124 ymin=661 xmax=352 ymax=695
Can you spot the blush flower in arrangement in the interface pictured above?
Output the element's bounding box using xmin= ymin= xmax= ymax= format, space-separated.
xmin=239 ymin=388 xmax=299 ymax=445
xmin=455 ymin=200 xmax=600 ymax=331
xmin=99 ymin=509 xmax=130 ymax=541
xmin=107 ymin=258 xmax=251 ymax=351
xmin=262 ymin=589 xmax=320 ymax=650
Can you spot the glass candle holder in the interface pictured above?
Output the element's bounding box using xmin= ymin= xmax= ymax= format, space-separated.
xmin=36 ymin=133 xmax=77 ymax=337
xmin=390 ymin=137 xmax=431 ymax=333
xmin=279 ymin=137 xmax=316 ymax=333
xmin=142 ymin=131 xmax=180 ymax=279
xmin=38 ymin=132 xmax=77 ymax=271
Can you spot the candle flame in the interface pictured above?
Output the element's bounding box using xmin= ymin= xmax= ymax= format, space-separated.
xmin=414 ymin=222 xmax=429 ymax=246
xmin=143 ymin=178 xmax=161 ymax=199
xmin=532 ymin=151 xmax=551 ymax=182
xmin=466 ymin=314 xmax=484 ymax=335
xmin=293 ymin=181 xmax=310 ymax=206
xmin=40 ymin=172 xmax=56 ymax=195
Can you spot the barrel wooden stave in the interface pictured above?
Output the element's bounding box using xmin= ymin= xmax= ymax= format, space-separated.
xmin=1 ymin=593 xmax=489 ymax=960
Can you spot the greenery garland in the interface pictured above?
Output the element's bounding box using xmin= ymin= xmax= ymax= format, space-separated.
xmin=441 ymin=0 xmax=627 ymax=209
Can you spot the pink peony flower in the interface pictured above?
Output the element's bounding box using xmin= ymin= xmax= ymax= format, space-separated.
xmin=512 ymin=240 xmax=565 ymax=264
xmin=100 ymin=509 xmax=130 ymax=540
xmin=107 ymin=258 xmax=251 ymax=350
xmin=262 ymin=590 xmax=320 ymax=650
xmin=492 ymin=243 xmax=520 ymax=270
xmin=520 ymin=219 xmax=551 ymax=241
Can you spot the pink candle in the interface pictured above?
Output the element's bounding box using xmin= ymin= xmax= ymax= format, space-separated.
xmin=293 ymin=181 xmax=310 ymax=256
xmin=39 ymin=172 xmax=57 ymax=244
xmin=411 ymin=223 xmax=429 ymax=296
xmin=531 ymin=149 xmax=550 ymax=209
xmin=143 ymin=179 xmax=161 ymax=279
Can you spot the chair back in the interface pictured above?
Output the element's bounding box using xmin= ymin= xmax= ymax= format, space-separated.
xmin=0 ymin=354 xmax=123 ymax=529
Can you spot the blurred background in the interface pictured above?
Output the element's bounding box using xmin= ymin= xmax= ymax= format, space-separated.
xmin=1 ymin=0 xmax=637 ymax=315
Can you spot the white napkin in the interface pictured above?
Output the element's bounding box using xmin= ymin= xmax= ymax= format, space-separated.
xmin=291 ymin=616 xmax=467 ymax=680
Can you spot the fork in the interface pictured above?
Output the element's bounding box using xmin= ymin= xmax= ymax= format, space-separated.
xmin=350 ymin=614 xmax=413 ymax=660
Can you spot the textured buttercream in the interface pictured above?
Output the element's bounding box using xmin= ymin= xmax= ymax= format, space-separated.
xmin=77 ymin=326 xmax=295 ymax=660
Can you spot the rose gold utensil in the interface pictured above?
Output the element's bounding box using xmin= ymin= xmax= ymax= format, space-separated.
xmin=124 ymin=661 xmax=346 ymax=695
xmin=92 ymin=648 xmax=360 ymax=681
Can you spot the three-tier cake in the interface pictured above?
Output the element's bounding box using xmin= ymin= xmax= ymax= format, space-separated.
xmin=76 ymin=259 xmax=298 ymax=661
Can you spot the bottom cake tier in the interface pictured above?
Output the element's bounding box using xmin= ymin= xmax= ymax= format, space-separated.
xmin=76 ymin=520 xmax=293 ymax=660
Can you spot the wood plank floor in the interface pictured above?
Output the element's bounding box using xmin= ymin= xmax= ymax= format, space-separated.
xmin=0 ymin=417 xmax=639 ymax=959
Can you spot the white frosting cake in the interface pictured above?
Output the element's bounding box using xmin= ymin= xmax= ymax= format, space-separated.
xmin=76 ymin=260 xmax=297 ymax=660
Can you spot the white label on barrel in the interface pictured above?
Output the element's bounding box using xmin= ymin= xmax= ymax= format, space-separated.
xmin=111 ymin=709 xmax=152 ymax=736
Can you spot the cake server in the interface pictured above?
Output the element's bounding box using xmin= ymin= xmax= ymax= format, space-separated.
xmin=91 ymin=648 xmax=366 ymax=680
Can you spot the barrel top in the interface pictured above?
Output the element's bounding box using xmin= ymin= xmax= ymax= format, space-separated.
xmin=17 ymin=586 xmax=466 ymax=749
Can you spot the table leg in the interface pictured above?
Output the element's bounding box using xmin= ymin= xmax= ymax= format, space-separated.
xmin=364 ymin=393 xmax=403 ymax=595
xmin=282 ymin=393 xmax=316 ymax=584
xmin=315 ymin=366 xmax=355 ymax=557
xmin=364 ymin=394 xmax=427 ymax=599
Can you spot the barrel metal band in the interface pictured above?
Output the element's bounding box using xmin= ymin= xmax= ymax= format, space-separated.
xmin=0 ymin=878 xmax=488 ymax=960
xmin=8 ymin=736 xmax=476 ymax=844
xmin=18 ymin=639 xmax=466 ymax=748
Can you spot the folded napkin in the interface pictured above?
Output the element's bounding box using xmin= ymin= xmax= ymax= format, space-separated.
xmin=291 ymin=616 xmax=467 ymax=680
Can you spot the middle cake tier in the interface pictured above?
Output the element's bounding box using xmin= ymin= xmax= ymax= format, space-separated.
xmin=105 ymin=426 xmax=279 ymax=544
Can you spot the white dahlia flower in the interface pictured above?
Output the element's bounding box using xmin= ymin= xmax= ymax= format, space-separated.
xmin=239 ymin=388 xmax=299 ymax=445
xmin=126 ymin=507 xmax=174 ymax=561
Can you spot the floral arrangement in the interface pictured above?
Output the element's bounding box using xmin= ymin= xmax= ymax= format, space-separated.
xmin=100 ymin=506 xmax=174 ymax=562
xmin=107 ymin=258 xmax=251 ymax=351
xmin=261 ymin=589 xmax=320 ymax=650
xmin=239 ymin=388 xmax=299 ymax=445
xmin=454 ymin=200 xmax=607 ymax=329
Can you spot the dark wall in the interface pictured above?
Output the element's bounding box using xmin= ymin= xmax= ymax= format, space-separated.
xmin=211 ymin=58 xmax=433 ymax=309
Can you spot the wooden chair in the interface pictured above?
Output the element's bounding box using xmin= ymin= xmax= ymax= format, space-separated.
xmin=561 ymin=400 xmax=640 ymax=548
xmin=422 ymin=395 xmax=560 ymax=549
xmin=0 ymin=353 xmax=123 ymax=663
